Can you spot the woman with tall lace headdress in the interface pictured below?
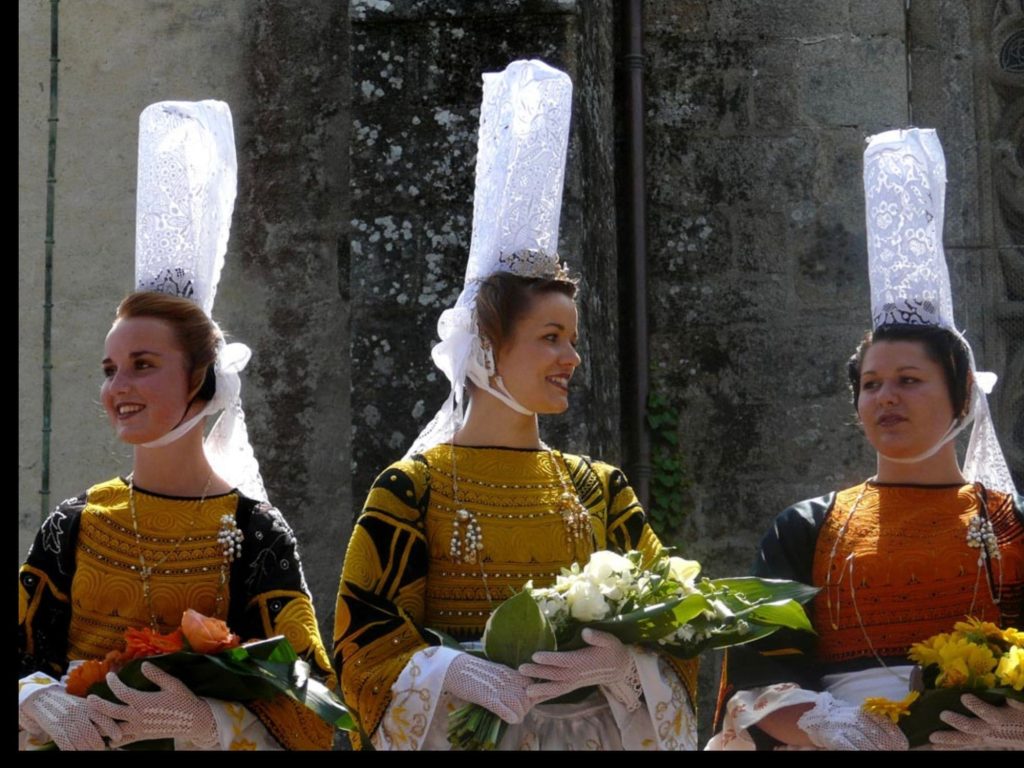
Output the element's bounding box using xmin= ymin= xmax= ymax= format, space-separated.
xmin=709 ymin=129 xmax=1024 ymax=751
xmin=18 ymin=102 xmax=334 ymax=751
xmin=333 ymin=60 xmax=698 ymax=751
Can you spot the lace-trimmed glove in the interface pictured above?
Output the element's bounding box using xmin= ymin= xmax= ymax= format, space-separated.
xmin=444 ymin=653 xmax=534 ymax=725
xmin=518 ymin=629 xmax=642 ymax=711
xmin=796 ymin=691 xmax=909 ymax=750
xmin=87 ymin=662 xmax=219 ymax=749
xmin=20 ymin=686 xmax=125 ymax=751
xmin=929 ymin=695 xmax=1024 ymax=750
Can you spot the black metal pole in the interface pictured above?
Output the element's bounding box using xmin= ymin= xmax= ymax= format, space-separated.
xmin=41 ymin=0 xmax=60 ymax=522
xmin=621 ymin=0 xmax=650 ymax=509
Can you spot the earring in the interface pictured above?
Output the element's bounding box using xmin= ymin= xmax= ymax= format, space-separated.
xmin=478 ymin=336 xmax=496 ymax=377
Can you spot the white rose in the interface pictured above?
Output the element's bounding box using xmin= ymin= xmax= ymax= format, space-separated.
xmin=565 ymin=578 xmax=610 ymax=622
xmin=537 ymin=593 xmax=569 ymax=623
xmin=667 ymin=556 xmax=701 ymax=590
xmin=583 ymin=550 xmax=635 ymax=583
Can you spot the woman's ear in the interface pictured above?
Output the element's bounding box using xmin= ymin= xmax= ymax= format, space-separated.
xmin=189 ymin=364 xmax=217 ymax=403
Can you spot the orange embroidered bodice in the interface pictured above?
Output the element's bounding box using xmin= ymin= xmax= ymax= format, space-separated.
xmin=811 ymin=482 xmax=1024 ymax=664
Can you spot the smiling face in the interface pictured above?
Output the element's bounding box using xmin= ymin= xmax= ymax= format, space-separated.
xmin=857 ymin=340 xmax=957 ymax=460
xmin=101 ymin=316 xmax=198 ymax=444
xmin=494 ymin=290 xmax=581 ymax=414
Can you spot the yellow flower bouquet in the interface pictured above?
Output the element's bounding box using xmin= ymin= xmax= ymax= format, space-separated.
xmin=862 ymin=617 xmax=1024 ymax=747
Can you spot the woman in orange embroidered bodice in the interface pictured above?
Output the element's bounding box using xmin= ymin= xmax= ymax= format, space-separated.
xmin=712 ymin=323 xmax=1023 ymax=751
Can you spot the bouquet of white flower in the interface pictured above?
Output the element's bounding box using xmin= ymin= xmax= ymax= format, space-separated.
xmin=446 ymin=549 xmax=817 ymax=749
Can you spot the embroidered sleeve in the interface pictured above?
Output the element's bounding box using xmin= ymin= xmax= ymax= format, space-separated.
xmin=724 ymin=494 xmax=833 ymax=697
xmin=19 ymin=494 xmax=86 ymax=678
xmin=333 ymin=458 xmax=435 ymax=748
xmin=229 ymin=500 xmax=335 ymax=750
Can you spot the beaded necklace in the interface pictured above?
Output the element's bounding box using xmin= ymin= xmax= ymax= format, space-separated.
xmin=446 ymin=442 xmax=593 ymax=605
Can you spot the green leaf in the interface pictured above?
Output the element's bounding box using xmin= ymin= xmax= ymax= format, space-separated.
xmin=705 ymin=577 xmax=819 ymax=605
xmin=561 ymin=593 xmax=710 ymax=648
xmin=746 ymin=599 xmax=817 ymax=633
xmin=482 ymin=590 xmax=556 ymax=667
xmin=301 ymin=678 xmax=357 ymax=732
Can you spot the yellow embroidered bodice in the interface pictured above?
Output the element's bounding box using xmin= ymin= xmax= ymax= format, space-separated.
xmin=68 ymin=477 xmax=238 ymax=660
xmin=422 ymin=445 xmax=618 ymax=635
xmin=334 ymin=445 xmax=669 ymax=744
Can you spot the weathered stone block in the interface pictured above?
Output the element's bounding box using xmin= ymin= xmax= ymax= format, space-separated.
xmin=732 ymin=207 xmax=790 ymax=274
xmin=351 ymin=0 xmax=577 ymax=23
xmin=848 ymin=0 xmax=905 ymax=38
xmin=706 ymin=0 xmax=849 ymax=39
xmin=788 ymin=199 xmax=870 ymax=307
xmin=644 ymin=0 xmax=709 ymax=38
xmin=794 ymin=36 xmax=907 ymax=127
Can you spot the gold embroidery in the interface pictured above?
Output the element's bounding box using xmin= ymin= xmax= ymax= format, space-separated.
xmin=812 ymin=483 xmax=1024 ymax=664
xmin=253 ymin=590 xmax=333 ymax=676
xmin=336 ymin=447 xmax=670 ymax=745
xmin=248 ymin=694 xmax=334 ymax=750
xmin=66 ymin=478 xmax=238 ymax=659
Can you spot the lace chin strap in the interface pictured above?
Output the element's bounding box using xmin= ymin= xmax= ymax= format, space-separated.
xmin=876 ymin=328 xmax=1015 ymax=497
xmin=140 ymin=338 xmax=267 ymax=502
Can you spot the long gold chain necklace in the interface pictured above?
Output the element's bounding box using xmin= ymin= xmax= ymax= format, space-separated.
xmin=127 ymin=472 xmax=213 ymax=631
xmin=447 ymin=443 xmax=593 ymax=599
xmin=824 ymin=479 xmax=1004 ymax=680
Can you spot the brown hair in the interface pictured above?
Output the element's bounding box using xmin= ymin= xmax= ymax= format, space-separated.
xmin=475 ymin=271 xmax=578 ymax=352
xmin=115 ymin=291 xmax=221 ymax=401
xmin=847 ymin=323 xmax=972 ymax=420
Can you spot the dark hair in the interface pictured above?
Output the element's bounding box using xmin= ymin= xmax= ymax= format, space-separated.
xmin=115 ymin=291 xmax=221 ymax=402
xmin=475 ymin=271 xmax=579 ymax=352
xmin=847 ymin=323 xmax=971 ymax=419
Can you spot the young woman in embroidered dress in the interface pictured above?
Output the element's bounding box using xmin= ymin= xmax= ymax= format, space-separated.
xmin=334 ymin=268 xmax=699 ymax=750
xmin=19 ymin=101 xmax=333 ymax=751
xmin=709 ymin=129 xmax=1024 ymax=751
xmin=334 ymin=60 xmax=698 ymax=750
xmin=18 ymin=292 xmax=334 ymax=751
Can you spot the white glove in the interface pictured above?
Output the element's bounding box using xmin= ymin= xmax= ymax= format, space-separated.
xmin=929 ymin=695 xmax=1024 ymax=750
xmin=87 ymin=662 xmax=219 ymax=749
xmin=20 ymin=686 xmax=124 ymax=751
xmin=518 ymin=629 xmax=642 ymax=711
xmin=443 ymin=653 xmax=533 ymax=724
xmin=796 ymin=691 xmax=909 ymax=750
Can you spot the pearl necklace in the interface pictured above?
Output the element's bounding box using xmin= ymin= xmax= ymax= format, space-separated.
xmin=447 ymin=443 xmax=593 ymax=568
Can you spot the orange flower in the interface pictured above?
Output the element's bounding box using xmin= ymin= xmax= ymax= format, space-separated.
xmin=66 ymin=658 xmax=113 ymax=698
xmin=122 ymin=626 xmax=185 ymax=661
xmin=181 ymin=609 xmax=241 ymax=654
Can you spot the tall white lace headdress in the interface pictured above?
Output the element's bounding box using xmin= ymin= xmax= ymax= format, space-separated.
xmin=134 ymin=100 xmax=268 ymax=501
xmin=406 ymin=59 xmax=574 ymax=457
xmin=863 ymin=128 xmax=1016 ymax=494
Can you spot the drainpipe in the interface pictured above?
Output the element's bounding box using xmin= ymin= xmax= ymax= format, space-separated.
xmin=620 ymin=0 xmax=650 ymax=509
xmin=40 ymin=0 xmax=60 ymax=522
